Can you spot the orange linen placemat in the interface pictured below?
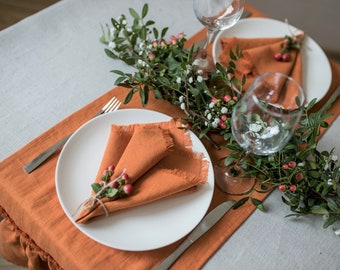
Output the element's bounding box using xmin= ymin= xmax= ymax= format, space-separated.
xmin=1 ymin=5 xmax=340 ymax=270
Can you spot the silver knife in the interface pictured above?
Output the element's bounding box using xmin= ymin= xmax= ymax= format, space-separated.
xmin=154 ymin=200 xmax=235 ymax=270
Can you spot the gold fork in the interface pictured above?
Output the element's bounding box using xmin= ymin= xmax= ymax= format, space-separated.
xmin=23 ymin=96 xmax=121 ymax=174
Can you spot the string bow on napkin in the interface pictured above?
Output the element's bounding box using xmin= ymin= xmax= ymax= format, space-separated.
xmin=218 ymin=33 xmax=304 ymax=93
xmin=75 ymin=119 xmax=209 ymax=224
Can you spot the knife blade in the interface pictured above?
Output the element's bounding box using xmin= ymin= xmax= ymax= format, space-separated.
xmin=154 ymin=200 xmax=235 ymax=270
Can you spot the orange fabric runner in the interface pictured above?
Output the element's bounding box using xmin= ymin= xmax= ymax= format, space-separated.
xmin=1 ymin=5 xmax=340 ymax=270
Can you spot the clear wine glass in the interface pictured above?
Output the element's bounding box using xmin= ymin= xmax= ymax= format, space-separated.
xmin=193 ymin=0 xmax=245 ymax=72
xmin=215 ymin=72 xmax=305 ymax=195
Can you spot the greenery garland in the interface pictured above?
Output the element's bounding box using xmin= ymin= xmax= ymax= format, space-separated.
xmin=100 ymin=4 xmax=340 ymax=232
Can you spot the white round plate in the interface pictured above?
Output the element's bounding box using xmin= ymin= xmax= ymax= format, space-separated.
xmin=213 ymin=17 xmax=332 ymax=102
xmin=55 ymin=109 xmax=214 ymax=251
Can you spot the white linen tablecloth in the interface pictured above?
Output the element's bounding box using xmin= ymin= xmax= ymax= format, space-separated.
xmin=1 ymin=0 xmax=339 ymax=269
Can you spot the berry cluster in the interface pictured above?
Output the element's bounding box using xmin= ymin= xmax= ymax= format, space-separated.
xmin=274 ymin=35 xmax=302 ymax=62
xmin=204 ymin=95 xmax=238 ymax=130
xmin=91 ymin=165 xmax=133 ymax=200
xmin=278 ymin=160 xmax=303 ymax=193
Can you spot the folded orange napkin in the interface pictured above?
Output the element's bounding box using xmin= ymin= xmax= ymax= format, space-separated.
xmin=75 ymin=119 xmax=209 ymax=224
xmin=218 ymin=34 xmax=304 ymax=93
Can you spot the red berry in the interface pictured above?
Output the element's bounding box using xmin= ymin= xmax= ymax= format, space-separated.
xmin=123 ymin=184 xmax=133 ymax=195
xmin=278 ymin=185 xmax=286 ymax=192
xmin=288 ymin=161 xmax=296 ymax=169
xmin=223 ymin=95 xmax=231 ymax=102
xmin=220 ymin=115 xmax=227 ymax=121
xmin=295 ymin=172 xmax=303 ymax=181
xmin=289 ymin=185 xmax=297 ymax=192
xmin=219 ymin=122 xmax=226 ymax=129
xmin=282 ymin=164 xmax=288 ymax=170
xmin=282 ymin=53 xmax=290 ymax=62
xmin=121 ymin=173 xmax=129 ymax=180
xmin=109 ymin=180 xmax=119 ymax=188
xmin=274 ymin=53 xmax=282 ymax=61
xmin=108 ymin=164 xmax=115 ymax=171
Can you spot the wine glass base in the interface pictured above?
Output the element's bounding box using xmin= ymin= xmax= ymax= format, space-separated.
xmin=214 ymin=165 xmax=256 ymax=196
xmin=192 ymin=49 xmax=216 ymax=76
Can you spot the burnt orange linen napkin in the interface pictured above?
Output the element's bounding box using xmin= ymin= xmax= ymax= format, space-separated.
xmin=218 ymin=35 xmax=304 ymax=93
xmin=75 ymin=119 xmax=208 ymax=224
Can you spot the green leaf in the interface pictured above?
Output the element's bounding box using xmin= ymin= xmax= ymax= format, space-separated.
xmin=106 ymin=188 xmax=119 ymax=198
xmin=111 ymin=70 xmax=126 ymax=76
xmin=104 ymin=48 xmax=117 ymax=59
xmin=91 ymin=183 xmax=102 ymax=194
xmin=129 ymin=8 xmax=140 ymax=20
xmin=233 ymin=197 xmax=249 ymax=209
xmin=323 ymin=216 xmax=338 ymax=228
xmin=251 ymin=198 xmax=264 ymax=211
xmin=114 ymin=76 xmax=127 ymax=85
xmin=327 ymin=198 xmax=340 ymax=213
xmin=161 ymin=27 xmax=169 ymax=38
xmin=153 ymin=27 xmax=159 ymax=39
xmin=306 ymin=99 xmax=316 ymax=110
xmin=229 ymin=50 xmax=237 ymax=61
xmin=310 ymin=206 xmax=329 ymax=215
xmin=124 ymin=88 xmax=135 ymax=104
xmin=140 ymin=85 xmax=149 ymax=106
xmin=141 ymin=3 xmax=148 ymax=18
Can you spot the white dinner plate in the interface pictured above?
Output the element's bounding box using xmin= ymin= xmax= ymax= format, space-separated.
xmin=55 ymin=109 xmax=214 ymax=251
xmin=213 ymin=18 xmax=332 ymax=102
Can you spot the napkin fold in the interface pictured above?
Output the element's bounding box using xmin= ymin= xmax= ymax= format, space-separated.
xmin=218 ymin=34 xmax=304 ymax=93
xmin=75 ymin=119 xmax=209 ymax=224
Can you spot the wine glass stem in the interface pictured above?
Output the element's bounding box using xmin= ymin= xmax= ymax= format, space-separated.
xmin=201 ymin=28 xmax=218 ymax=58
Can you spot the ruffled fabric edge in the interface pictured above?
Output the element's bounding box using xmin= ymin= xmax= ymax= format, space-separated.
xmin=0 ymin=206 xmax=62 ymax=270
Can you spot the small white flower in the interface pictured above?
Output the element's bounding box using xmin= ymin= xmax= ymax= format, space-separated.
xmin=207 ymin=113 xmax=212 ymax=120
xmin=249 ymin=123 xmax=262 ymax=133
xmin=197 ymin=75 xmax=203 ymax=83
xmin=324 ymin=163 xmax=329 ymax=171
xmin=180 ymin=103 xmax=186 ymax=110
xmin=188 ymin=77 xmax=193 ymax=84
xmin=204 ymin=109 xmax=210 ymax=116
xmin=331 ymin=155 xmax=338 ymax=162
xmin=260 ymin=126 xmax=279 ymax=139
xmin=270 ymin=125 xmax=280 ymax=135
xmin=334 ymin=229 xmax=340 ymax=236
xmin=196 ymin=69 xmax=203 ymax=75
xmin=122 ymin=20 xmax=127 ymax=25
xmin=221 ymin=107 xmax=228 ymax=114
xmin=179 ymin=95 xmax=184 ymax=103
xmin=298 ymin=162 xmax=304 ymax=167
xmin=176 ymin=77 xmax=182 ymax=84
xmin=209 ymin=102 xmax=215 ymax=109
xmin=108 ymin=41 xmax=116 ymax=50
xmin=327 ymin=179 xmax=333 ymax=186
xmin=139 ymin=42 xmax=146 ymax=50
